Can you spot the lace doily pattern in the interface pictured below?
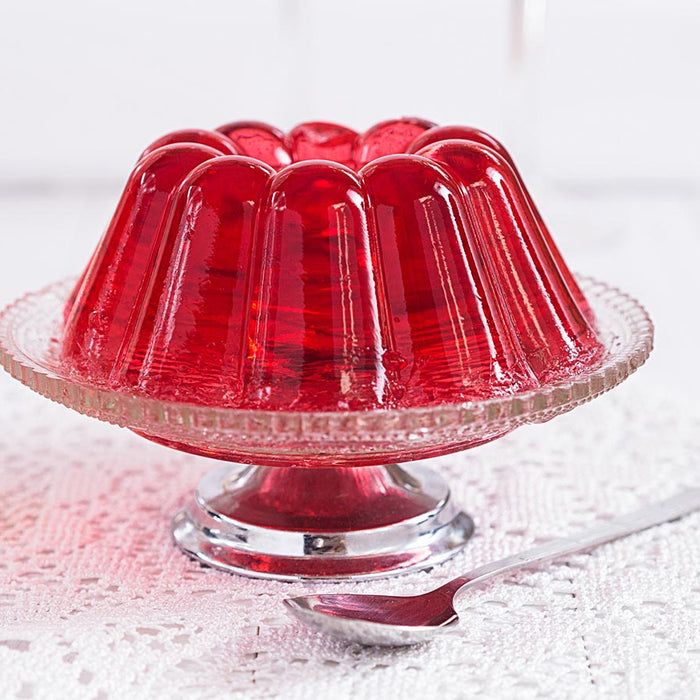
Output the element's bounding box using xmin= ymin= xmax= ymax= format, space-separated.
xmin=0 ymin=378 xmax=698 ymax=699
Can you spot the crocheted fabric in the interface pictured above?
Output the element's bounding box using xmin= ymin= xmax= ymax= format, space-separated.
xmin=0 ymin=376 xmax=698 ymax=699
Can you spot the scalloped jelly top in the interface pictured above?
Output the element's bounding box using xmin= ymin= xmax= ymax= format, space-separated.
xmin=62 ymin=118 xmax=602 ymax=411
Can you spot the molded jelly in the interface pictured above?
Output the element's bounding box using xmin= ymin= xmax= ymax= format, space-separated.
xmin=62 ymin=118 xmax=602 ymax=410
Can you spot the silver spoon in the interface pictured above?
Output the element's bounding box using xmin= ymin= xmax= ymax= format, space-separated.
xmin=284 ymin=489 xmax=700 ymax=646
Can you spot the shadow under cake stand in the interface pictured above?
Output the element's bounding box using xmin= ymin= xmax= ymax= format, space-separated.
xmin=0 ymin=277 xmax=653 ymax=581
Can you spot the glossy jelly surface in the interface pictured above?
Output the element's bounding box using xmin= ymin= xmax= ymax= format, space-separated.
xmin=62 ymin=118 xmax=602 ymax=411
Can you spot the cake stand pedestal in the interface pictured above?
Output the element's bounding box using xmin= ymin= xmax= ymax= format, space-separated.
xmin=0 ymin=278 xmax=653 ymax=581
xmin=172 ymin=462 xmax=473 ymax=580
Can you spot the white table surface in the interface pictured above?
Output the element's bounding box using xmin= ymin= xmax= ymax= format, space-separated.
xmin=0 ymin=186 xmax=699 ymax=699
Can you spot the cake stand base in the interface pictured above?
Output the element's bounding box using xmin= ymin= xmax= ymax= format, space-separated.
xmin=172 ymin=462 xmax=473 ymax=581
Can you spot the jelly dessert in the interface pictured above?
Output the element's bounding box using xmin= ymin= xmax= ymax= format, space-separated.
xmin=62 ymin=118 xmax=602 ymax=411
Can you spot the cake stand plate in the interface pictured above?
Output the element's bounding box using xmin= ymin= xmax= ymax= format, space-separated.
xmin=0 ymin=277 xmax=653 ymax=580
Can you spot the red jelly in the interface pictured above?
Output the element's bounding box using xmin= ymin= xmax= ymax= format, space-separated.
xmin=62 ymin=118 xmax=601 ymax=410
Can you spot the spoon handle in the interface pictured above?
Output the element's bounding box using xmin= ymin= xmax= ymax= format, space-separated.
xmin=451 ymin=488 xmax=700 ymax=598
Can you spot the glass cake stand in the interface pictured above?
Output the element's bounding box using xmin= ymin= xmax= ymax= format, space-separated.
xmin=0 ymin=277 xmax=653 ymax=580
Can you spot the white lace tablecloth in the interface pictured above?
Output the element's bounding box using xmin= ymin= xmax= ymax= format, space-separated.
xmin=0 ymin=373 xmax=698 ymax=699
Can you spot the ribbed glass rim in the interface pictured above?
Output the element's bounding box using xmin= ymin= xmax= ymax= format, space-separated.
xmin=0 ymin=277 xmax=653 ymax=440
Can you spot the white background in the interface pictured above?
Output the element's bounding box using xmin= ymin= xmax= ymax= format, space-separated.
xmin=2 ymin=0 xmax=700 ymax=182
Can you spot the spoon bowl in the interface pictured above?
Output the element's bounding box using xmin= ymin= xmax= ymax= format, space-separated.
xmin=284 ymin=590 xmax=460 ymax=646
